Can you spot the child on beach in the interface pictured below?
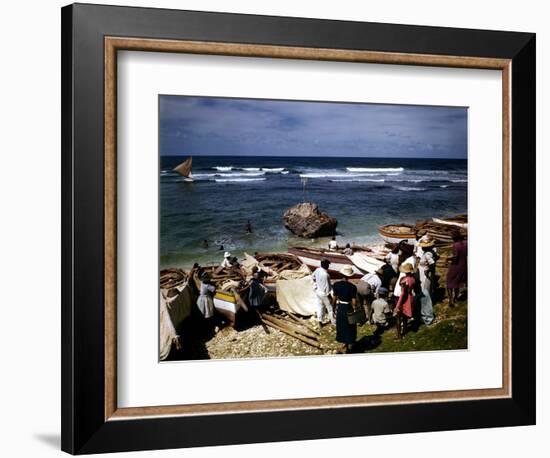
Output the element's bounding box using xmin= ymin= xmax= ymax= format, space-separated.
xmin=371 ymin=287 xmax=392 ymax=335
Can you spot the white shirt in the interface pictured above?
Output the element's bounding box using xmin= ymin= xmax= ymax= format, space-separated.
xmin=418 ymin=251 xmax=435 ymax=291
xmin=385 ymin=252 xmax=399 ymax=272
xmin=360 ymin=272 xmax=382 ymax=295
xmin=312 ymin=267 xmax=331 ymax=296
xmin=403 ymin=255 xmax=417 ymax=268
xmin=393 ymin=272 xmax=406 ymax=297
xmin=328 ymin=240 xmax=338 ymax=251
xmin=220 ymin=258 xmax=232 ymax=268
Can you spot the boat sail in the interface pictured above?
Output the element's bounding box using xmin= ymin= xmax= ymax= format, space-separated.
xmin=173 ymin=156 xmax=193 ymax=182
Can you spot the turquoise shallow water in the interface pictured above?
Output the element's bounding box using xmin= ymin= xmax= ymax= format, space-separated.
xmin=160 ymin=156 xmax=467 ymax=269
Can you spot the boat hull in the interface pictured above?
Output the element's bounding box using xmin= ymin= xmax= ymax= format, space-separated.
xmin=287 ymin=247 xmax=364 ymax=278
xmin=378 ymin=224 xmax=417 ymax=245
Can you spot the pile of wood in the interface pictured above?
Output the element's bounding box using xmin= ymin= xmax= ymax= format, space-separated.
xmin=259 ymin=309 xmax=321 ymax=349
xmin=160 ymin=268 xmax=188 ymax=289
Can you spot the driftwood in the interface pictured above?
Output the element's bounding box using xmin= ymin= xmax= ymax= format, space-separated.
xmin=261 ymin=313 xmax=319 ymax=341
xmin=287 ymin=312 xmax=320 ymax=335
xmin=260 ymin=316 xmax=321 ymax=349
xmin=254 ymin=309 xmax=271 ymax=334
xmin=230 ymin=288 xmax=249 ymax=313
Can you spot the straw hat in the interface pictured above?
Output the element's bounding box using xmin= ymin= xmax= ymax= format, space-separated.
xmin=224 ymin=251 xmax=231 ymax=258
xmin=340 ymin=265 xmax=355 ymax=277
xmin=399 ymin=263 xmax=415 ymax=274
xmin=417 ymin=239 xmax=435 ymax=248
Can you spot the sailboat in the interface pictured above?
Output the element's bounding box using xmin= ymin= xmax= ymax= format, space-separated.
xmin=173 ymin=156 xmax=193 ymax=182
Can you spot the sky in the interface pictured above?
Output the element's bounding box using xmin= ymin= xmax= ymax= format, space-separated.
xmin=159 ymin=95 xmax=467 ymax=159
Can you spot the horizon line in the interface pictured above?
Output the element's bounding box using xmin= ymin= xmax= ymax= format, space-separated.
xmin=160 ymin=153 xmax=467 ymax=160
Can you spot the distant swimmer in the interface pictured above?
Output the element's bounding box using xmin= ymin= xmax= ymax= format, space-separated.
xmin=201 ymin=239 xmax=209 ymax=248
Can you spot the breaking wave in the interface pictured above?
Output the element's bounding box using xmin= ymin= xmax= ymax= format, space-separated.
xmin=346 ymin=167 xmax=404 ymax=173
xmin=393 ymin=186 xmax=428 ymax=192
xmin=330 ymin=178 xmax=385 ymax=183
xmin=214 ymin=178 xmax=267 ymax=183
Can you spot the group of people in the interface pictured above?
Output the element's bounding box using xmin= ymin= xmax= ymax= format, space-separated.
xmin=192 ymin=230 xmax=467 ymax=352
xmin=313 ymin=231 xmax=468 ymax=352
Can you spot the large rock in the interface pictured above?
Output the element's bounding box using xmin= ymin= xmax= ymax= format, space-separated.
xmin=283 ymin=202 xmax=337 ymax=238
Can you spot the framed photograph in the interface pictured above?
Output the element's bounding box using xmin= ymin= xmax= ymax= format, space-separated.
xmin=61 ymin=3 xmax=536 ymax=454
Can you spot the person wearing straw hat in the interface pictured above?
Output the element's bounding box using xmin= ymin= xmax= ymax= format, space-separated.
xmin=417 ymin=239 xmax=436 ymax=325
xmin=332 ymin=265 xmax=358 ymax=353
xmin=393 ymin=262 xmax=416 ymax=338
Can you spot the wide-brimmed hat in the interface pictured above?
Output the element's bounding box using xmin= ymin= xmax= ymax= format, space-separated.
xmin=224 ymin=251 xmax=232 ymax=258
xmin=340 ymin=265 xmax=355 ymax=277
xmin=399 ymin=263 xmax=415 ymax=274
xmin=417 ymin=239 xmax=435 ymax=248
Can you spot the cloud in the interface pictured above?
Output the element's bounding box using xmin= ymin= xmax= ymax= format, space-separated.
xmin=159 ymin=95 xmax=467 ymax=158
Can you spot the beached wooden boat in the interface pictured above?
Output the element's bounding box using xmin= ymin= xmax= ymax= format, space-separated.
xmin=287 ymin=246 xmax=364 ymax=278
xmin=160 ymin=268 xmax=189 ymax=289
xmin=254 ymin=252 xmax=304 ymax=273
xmin=415 ymin=220 xmax=467 ymax=245
xmin=252 ymin=252 xmax=309 ymax=291
xmin=432 ymin=214 xmax=468 ymax=229
xmin=378 ymin=223 xmax=417 ymax=244
xmin=192 ymin=266 xmax=248 ymax=326
xmin=173 ymin=156 xmax=194 ymax=182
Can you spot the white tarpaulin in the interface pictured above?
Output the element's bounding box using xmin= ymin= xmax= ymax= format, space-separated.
xmin=159 ymin=283 xmax=194 ymax=360
xmin=347 ymin=252 xmax=384 ymax=274
xmin=275 ymin=275 xmax=317 ymax=316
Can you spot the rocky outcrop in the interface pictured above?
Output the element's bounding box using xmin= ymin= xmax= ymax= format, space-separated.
xmin=283 ymin=202 xmax=337 ymax=238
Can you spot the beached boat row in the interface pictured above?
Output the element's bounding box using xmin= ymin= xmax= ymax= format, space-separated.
xmin=378 ymin=214 xmax=468 ymax=245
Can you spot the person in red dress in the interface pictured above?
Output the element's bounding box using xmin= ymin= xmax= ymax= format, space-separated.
xmin=393 ymin=263 xmax=416 ymax=338
xmin=446 ymin=233 xmax=467 ymax=307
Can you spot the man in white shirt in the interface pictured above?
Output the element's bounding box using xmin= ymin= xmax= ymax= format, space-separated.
xmin=328 ymin=236 xmax=338 ymax=251
xmin=312 ymin=259 xmax=335 ymax=325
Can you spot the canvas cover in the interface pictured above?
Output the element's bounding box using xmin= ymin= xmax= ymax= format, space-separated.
xmin=275 ymin=275 xmax=317 ymax=316
xmin=159 ymin=283 xmax=194 ymax=360
xmin=347 ymin=252 xmax=384 ymax=274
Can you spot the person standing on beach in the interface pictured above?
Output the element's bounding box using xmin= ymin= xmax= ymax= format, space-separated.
xmin=371 ymin=287 xmax=392 ymax=335
xmin=356 ymin=269 xmax=382 ymax=324
xmin=245 ymin=220 xmax=253 ymax=234
xmin=446 ymin=233 xmax=467 ymax=307
xmin=196 ymin=272 xmax=216 ymax=334
xmin=248 ymin=271 xmax=268 ymax=309
xmin=385 ymin=245 xmax=400 ymax=273
xmin=312 ymin=259 xmax=335 ymax=325
xmin=333 ymin=265 xmax=358 ymax=353
xmin=417 ymin=239 xmax=436 ymax=325
xmin=393 ymin=263 xmax=416 ymax=338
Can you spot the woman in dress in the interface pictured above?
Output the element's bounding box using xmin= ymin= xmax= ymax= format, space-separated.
xmin=196 ymin=272 xmax=216 ymax=334
xmin=332 ymin=265 xmax=358 ymax=353
xmin=417 ymin=239 xmax=436 ymax=325
xmin=393 ymin=263 xmax=416 ymax=338
xmin=446 ymin=233 xmax=467 ymax=307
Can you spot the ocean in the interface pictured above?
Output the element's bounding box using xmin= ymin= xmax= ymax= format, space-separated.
xmin=160 ymin=156 xmax=467 ymax=269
